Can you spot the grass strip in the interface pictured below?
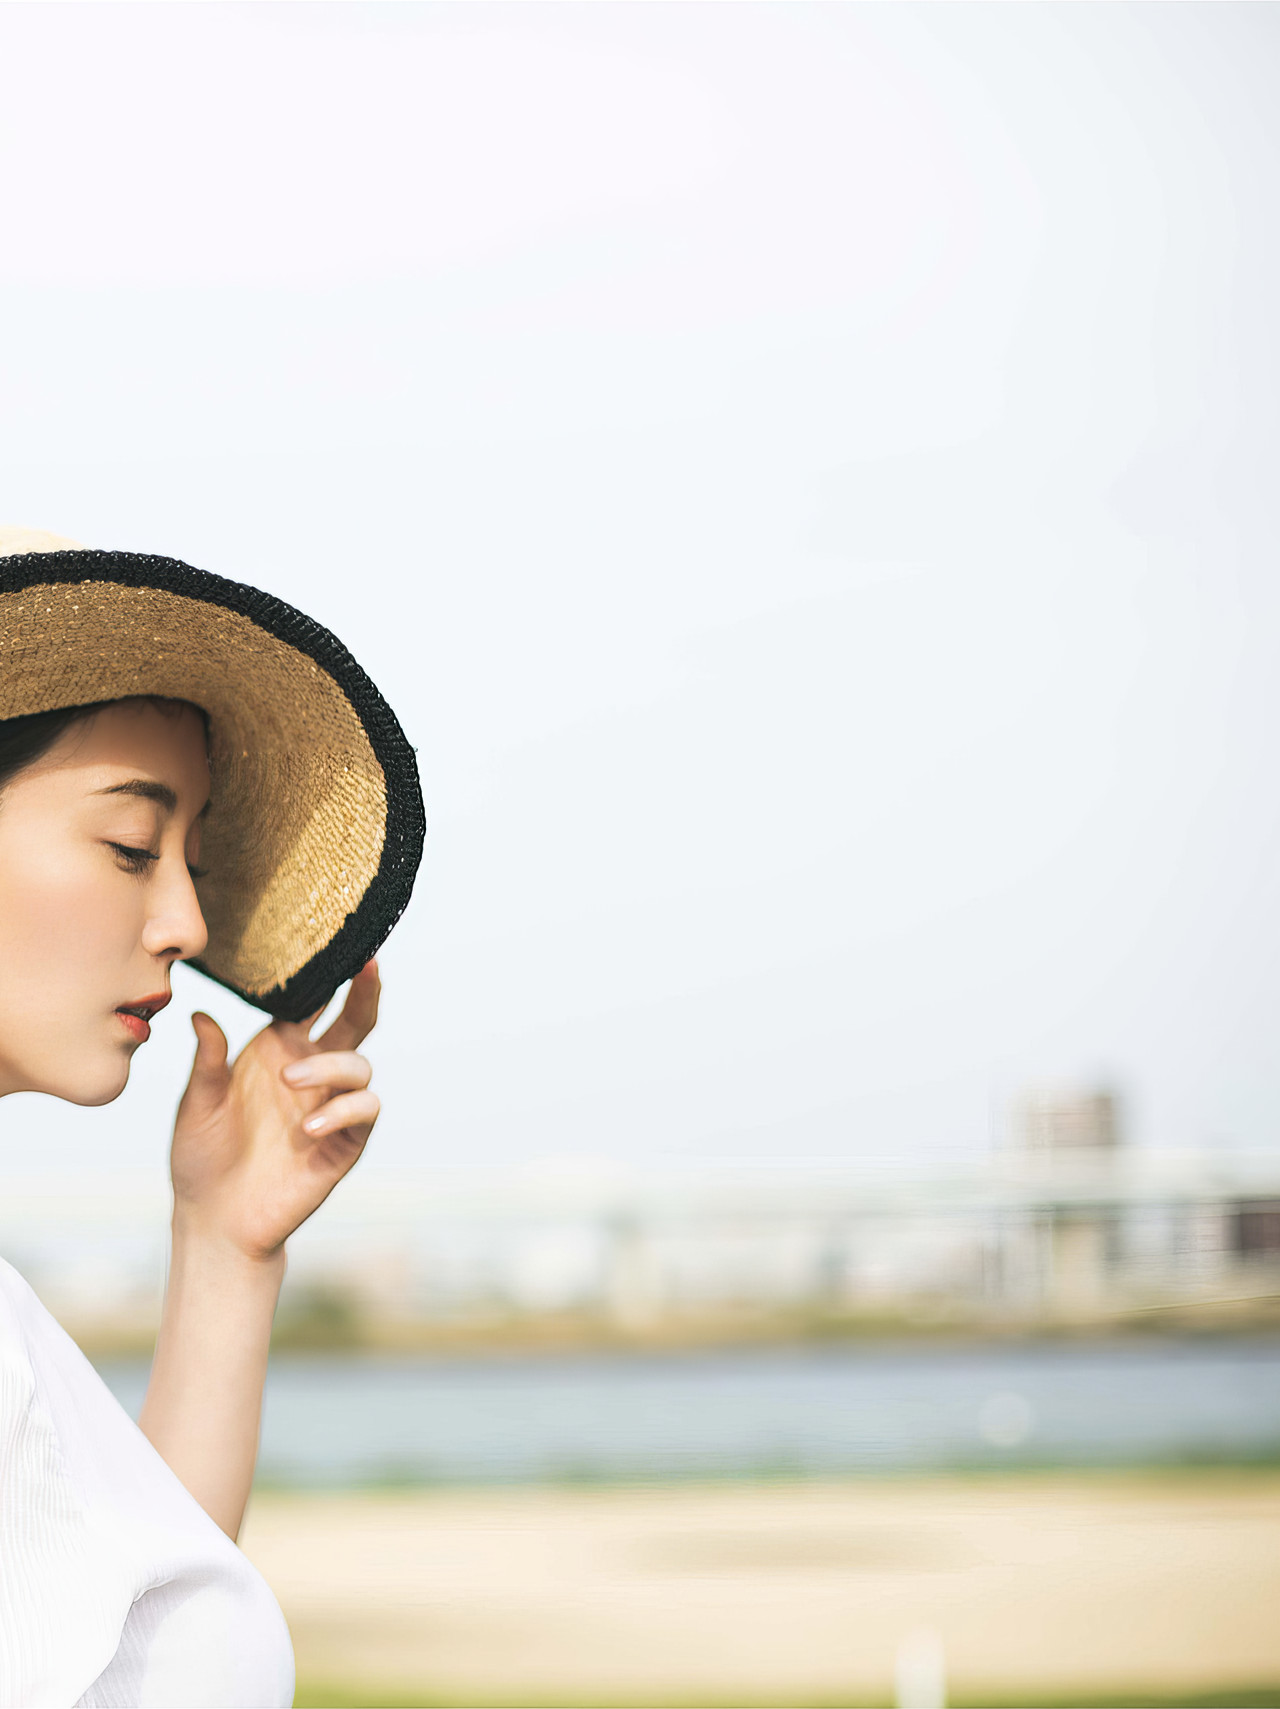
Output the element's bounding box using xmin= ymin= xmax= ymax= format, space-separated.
xmin=294 ymin=1682 xmax=1280 ymax=1708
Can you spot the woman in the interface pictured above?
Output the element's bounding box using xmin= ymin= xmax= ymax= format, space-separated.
xmin=0 ymin=528 xmax=425 ymax=1707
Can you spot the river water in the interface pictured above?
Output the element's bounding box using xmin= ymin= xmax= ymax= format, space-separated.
xmin=98 ymin=1335 xmax=1280 ymax=1486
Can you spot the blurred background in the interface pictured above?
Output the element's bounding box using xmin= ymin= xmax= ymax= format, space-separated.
xmin=3 ymin=3 xmax=1279 ymax=1704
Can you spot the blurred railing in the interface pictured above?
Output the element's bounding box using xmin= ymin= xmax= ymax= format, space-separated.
xmin=4 ymin=1153 xmax=1278 ymax=1353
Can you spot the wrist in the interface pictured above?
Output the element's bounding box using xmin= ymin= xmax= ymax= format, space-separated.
xmin=169 ymin=1209 xmax=288 ymax=1293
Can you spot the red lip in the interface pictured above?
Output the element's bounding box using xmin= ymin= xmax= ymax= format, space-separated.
xmin=115 ymin=992 xmax=171 ymax=1044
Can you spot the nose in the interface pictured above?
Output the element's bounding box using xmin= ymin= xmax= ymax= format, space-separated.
xmin=140 ymin=856 xmax=210 ymax=965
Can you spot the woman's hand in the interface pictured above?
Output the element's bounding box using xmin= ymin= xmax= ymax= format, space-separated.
xmin=145 ymin=960 xmax=382 ymax=1534
xmin=169 ymin=959 xmax=382 ymax=1260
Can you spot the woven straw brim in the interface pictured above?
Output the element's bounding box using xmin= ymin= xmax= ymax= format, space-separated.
xmin=0 ymin=539 xmax=423 ymax=1019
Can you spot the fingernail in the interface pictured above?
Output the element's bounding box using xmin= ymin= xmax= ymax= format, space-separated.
xmin=303 ymin=1113 xmax=326 ymax=1133
xmin=282 ymin=1063 xmax=309 ymax=1085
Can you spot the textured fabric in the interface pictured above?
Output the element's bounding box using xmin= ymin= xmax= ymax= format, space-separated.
xmin=0 ymin=1259 xmax=294 ymax=1708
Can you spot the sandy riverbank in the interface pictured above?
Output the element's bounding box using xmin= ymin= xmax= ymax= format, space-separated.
xmin=238 ymin=1470 xmax=1280 ymax=1706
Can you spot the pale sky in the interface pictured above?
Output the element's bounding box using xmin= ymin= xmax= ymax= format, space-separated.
xmin=2 ymin=2 xmax=1278 ymax=1178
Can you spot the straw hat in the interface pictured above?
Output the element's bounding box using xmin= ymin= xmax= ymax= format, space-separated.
xmin=0 ymin=527 xmax=425 ymax=1020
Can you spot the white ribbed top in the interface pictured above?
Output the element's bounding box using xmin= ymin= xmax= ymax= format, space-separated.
xmin=0 ymin=1258 xmax=294 ymax=1708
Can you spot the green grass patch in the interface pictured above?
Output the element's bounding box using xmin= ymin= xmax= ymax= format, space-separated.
xmin=293 ymin=1682 xmax=1280 ymax=1708
xmin=251 ymin=1453 xmax=1280 ymax=1498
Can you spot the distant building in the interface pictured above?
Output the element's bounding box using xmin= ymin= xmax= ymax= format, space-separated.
xmin=1014 ymin=1088 xmax=1121 ymax=1156
xmin=1230 ymin=1198 xmax=1280 ymax=1263
xmin=997 ymin=1086 xmax=1124 ymax=1315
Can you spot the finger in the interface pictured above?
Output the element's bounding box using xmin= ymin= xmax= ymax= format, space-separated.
xmin=281 ymin=1051 xmax=372 ymax=1093
xmin=317 ymin=959 xmax=381 ymax=1052
xmin=301 ymin=1089 xmax=380 ymax=1137
xmin=272 ymin=1004 xmax=328 ymax=1049
xmin=186 ymin=1012 xmax=230 ymax=1094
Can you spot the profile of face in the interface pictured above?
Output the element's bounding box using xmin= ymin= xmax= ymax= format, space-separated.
xmin=0 ymin=699 xmax=211 ymax=1105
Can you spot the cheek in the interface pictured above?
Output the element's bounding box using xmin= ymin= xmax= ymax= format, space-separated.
xmin=0 ymin=840 xmax=141 ymax=1018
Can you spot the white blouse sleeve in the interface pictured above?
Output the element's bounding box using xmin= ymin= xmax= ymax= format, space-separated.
xmin=0 ymin=1305 xmax=137 ymax=1709
xmin=0 ymin=1261 xmax=293 ymax=1709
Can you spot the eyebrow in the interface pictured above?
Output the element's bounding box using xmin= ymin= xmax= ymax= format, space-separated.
xmin=93 ymin=780 xmax=211 ymax=818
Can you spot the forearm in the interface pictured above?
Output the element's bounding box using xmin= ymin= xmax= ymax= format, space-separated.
xmin=138 ymin=1211 xmax=285 ymax=1541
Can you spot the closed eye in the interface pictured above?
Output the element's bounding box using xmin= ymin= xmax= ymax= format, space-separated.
xmin=109 ymin=842 xmax=160 ymax=874
xmin=108 ymin=843 xmax=207 ymax=880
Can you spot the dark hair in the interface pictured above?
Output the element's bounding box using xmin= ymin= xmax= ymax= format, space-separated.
xmin=0 ymin=706 xmax=89 ymax=794
xmin=0 ymin=699 xmax=210 ymax=796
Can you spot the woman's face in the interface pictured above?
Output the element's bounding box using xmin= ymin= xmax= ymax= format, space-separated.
xmin=0 ymin=700 xmax=210 ymax=1105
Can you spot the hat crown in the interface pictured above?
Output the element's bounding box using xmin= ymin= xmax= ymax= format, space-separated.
xmin=0 ymin=526 xmax=86 ymax=558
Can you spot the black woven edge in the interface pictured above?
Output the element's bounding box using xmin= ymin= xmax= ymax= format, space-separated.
xmin=0 ymin=549 xmax=426 ymax=1020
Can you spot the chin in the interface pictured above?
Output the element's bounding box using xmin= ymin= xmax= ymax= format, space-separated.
xmin=44 ymin=1055 xmax=134 ymax=1107
xmin=66 ymin=1080 xmax=131 ymax=1108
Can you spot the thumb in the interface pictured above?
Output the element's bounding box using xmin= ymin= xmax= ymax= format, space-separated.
xmin=185 ymin=1011 xmax=230 ymax=1100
